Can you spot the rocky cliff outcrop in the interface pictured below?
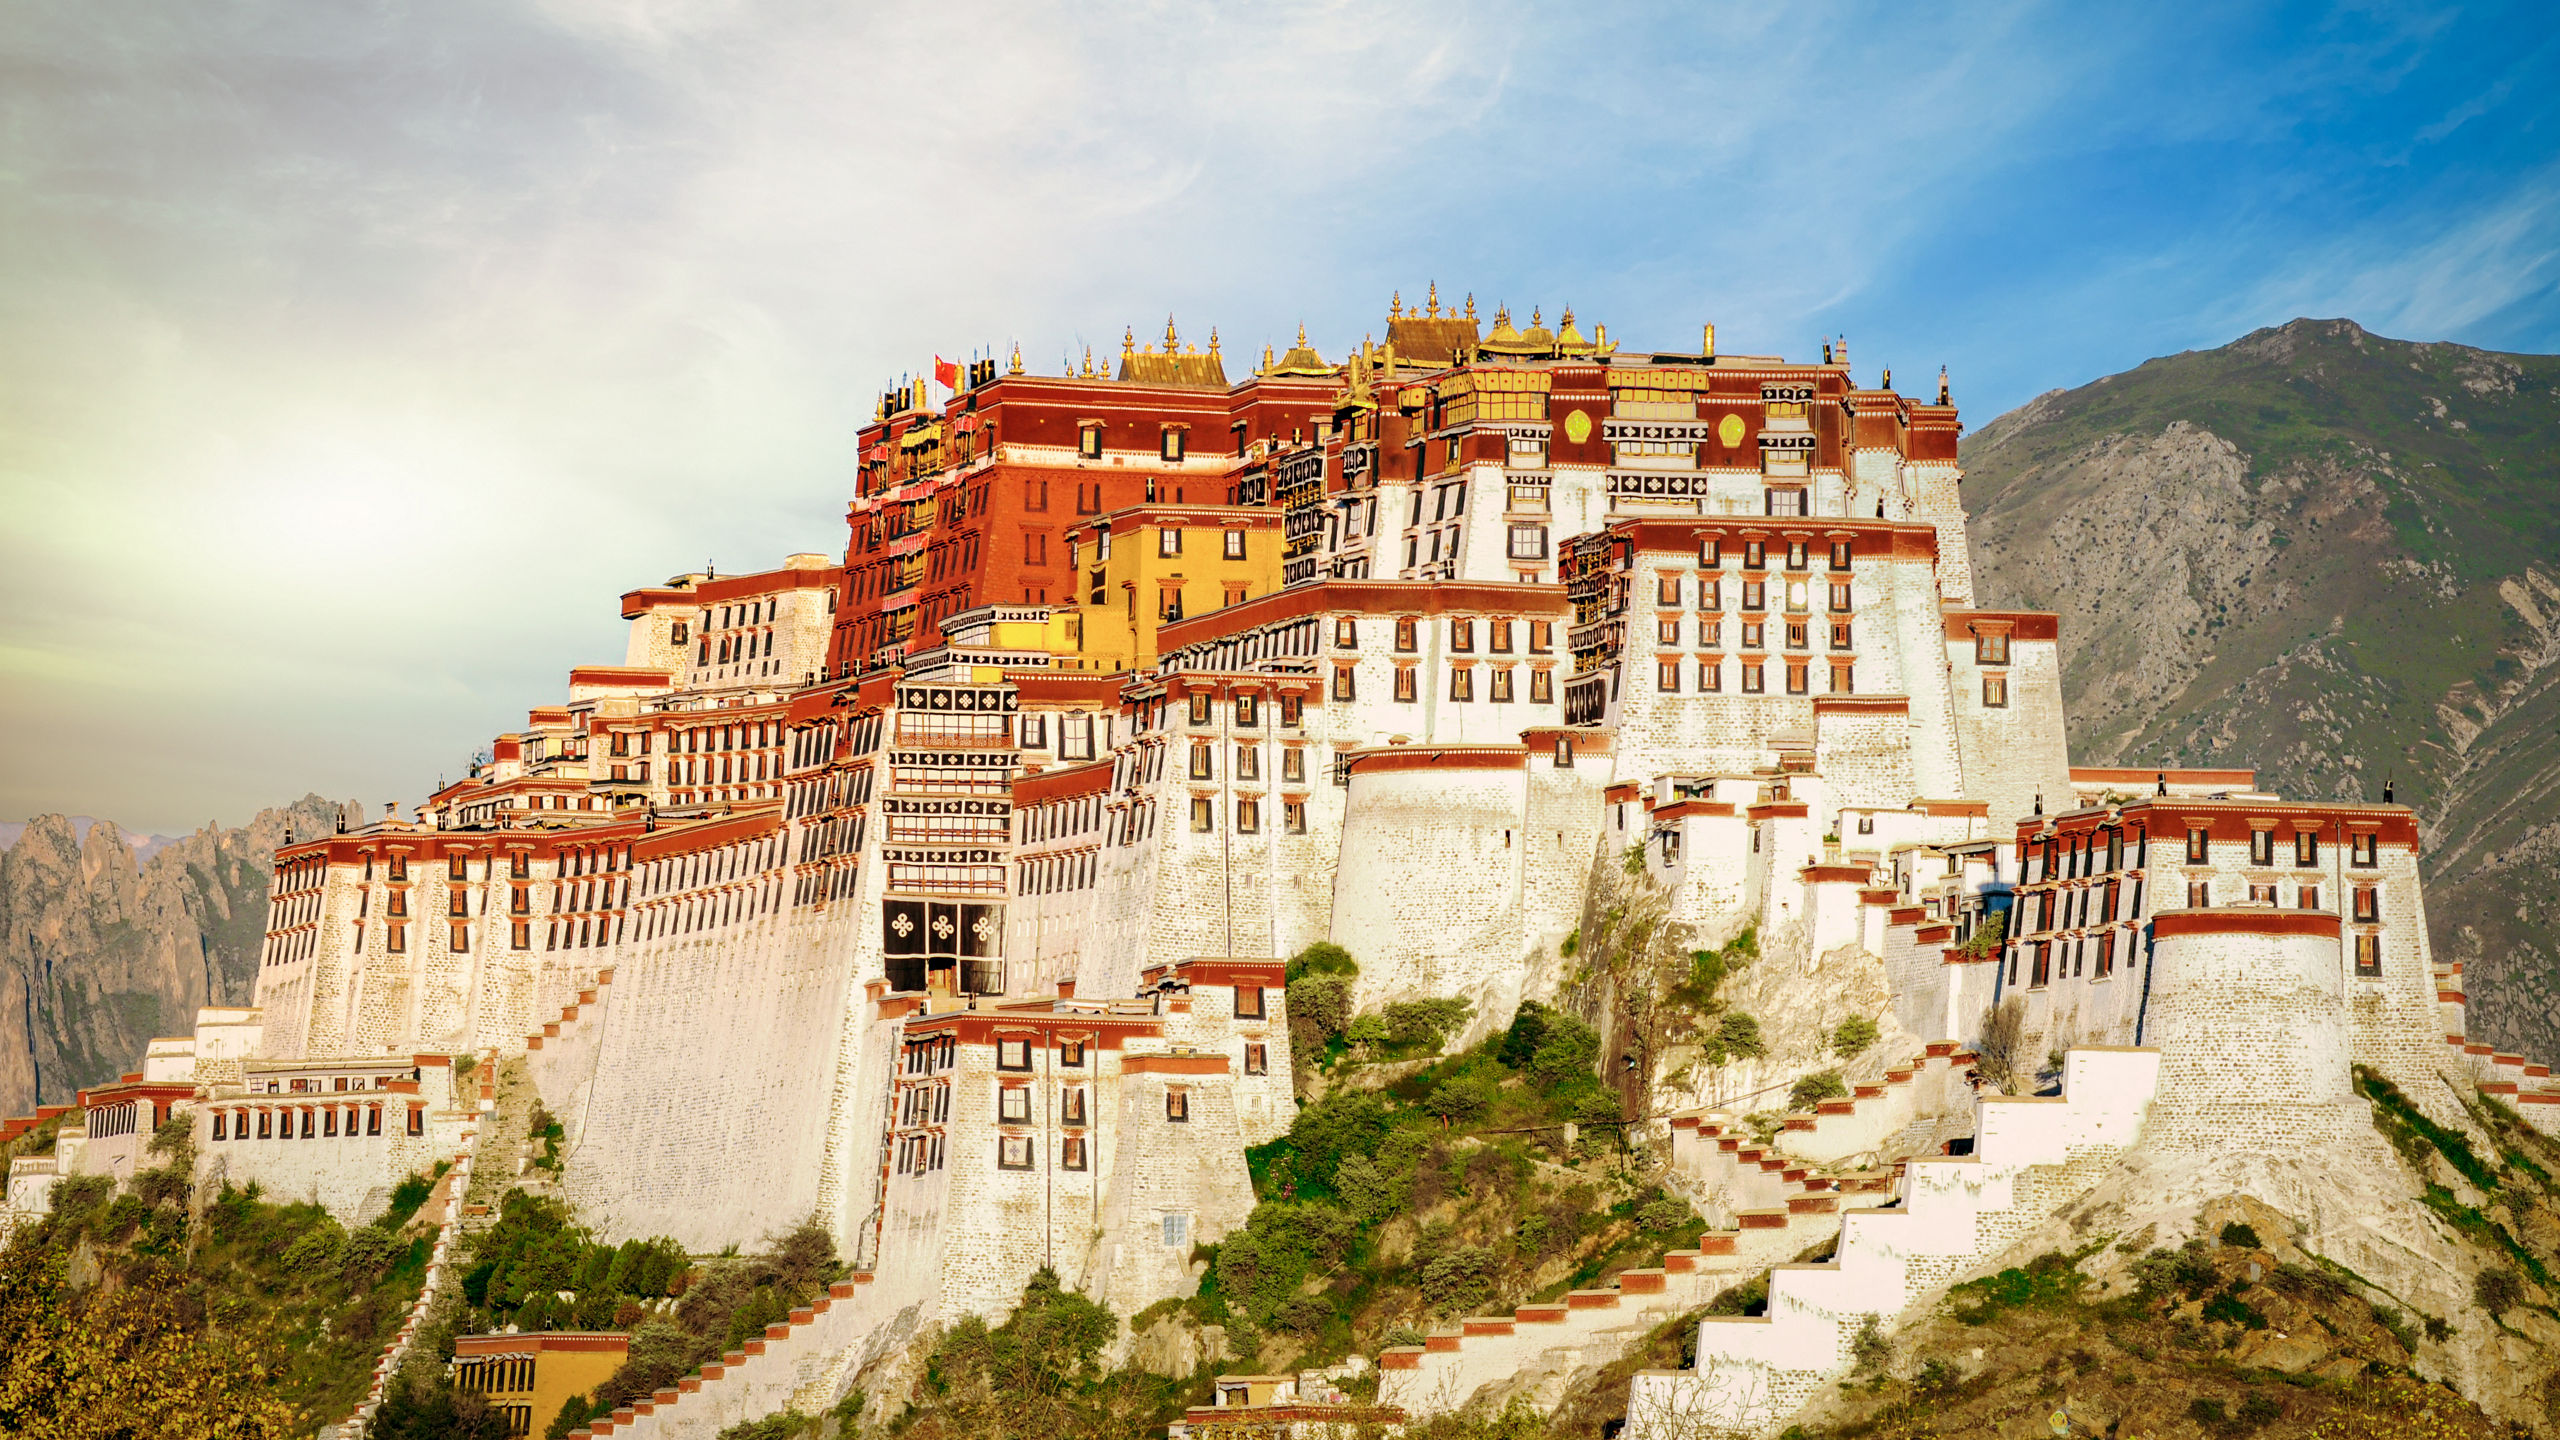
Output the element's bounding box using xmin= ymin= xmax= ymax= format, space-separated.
xmin=0 ymin=795 xmax=350 ymax=1114
xmin=1963 ymin=317 xmax=2560 ymax=1060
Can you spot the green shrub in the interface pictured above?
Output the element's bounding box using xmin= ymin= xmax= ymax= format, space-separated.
xmin=2218 ymin=1221 xmax=2261 ymax=1249
xmin=1287 ymin=942 xmax=1357 ymax=981
xmin=2201 ymin=1286 xmax=2267 ymax=1330
xmin=2188 ymin=1397 xmax=2226 ymax=1425
xmin=1702 ymin=1012 xmax=1764 ymax=1065
xmin=2238 ymin=1392 xmax=2282 ymax=1424
xmin=1848 ymin=1314 xmax=1890 ymax=1374
xmin=1498 ymin=1000 xmax=1555 ymax=1069
xmin=282 ymin=1219 xmax=347 ymax=1274
xmin=49 ymin=1173 xmax=113 ymax=1219
xmin=1831 ymin=1016 xmax=1879 ymax=1059
xmin=1637 ymin=1194 xmax=1696 ymax=1233
xmin=1383 ymin=998 xmax=1473 ymax=1052
xmin=1529 ymin=1014 xmax=1601 ymax=1086
xmin=1949 ymin=1251 xmax=2089 ymax=1324
xmin=1346 ymin=1014 xmax=1390 ymax=1045
xmin=380 ymin=1172 xmax=435 ymax=1230
xmin=1424 ymin=1075 xmax=1494 ymax=1126
xmin=1212 ymin=1203 xmax=1359 ymax=1326
xmin=716 ymin=1409 xmax=813 ymax=1440
xmin=1415 ymin=1242 xmax=1501 ymax=1317
xmin=1788 ymin=1071 xmax=1847 ymax=1110
xmin=2475 ymin=1269 xmax=2524 ymax=1315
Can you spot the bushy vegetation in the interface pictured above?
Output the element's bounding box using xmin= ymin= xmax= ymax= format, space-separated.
xmin=891 ymin=1269 xmax=1181 ymax=1440
xmin=1196 ymin=994 xmax=1701 ymax=1361
xmin=531 ymin=1214 xmax=844 ymax=1438
xmin=457 ymin=1190 xmax=688 ymax=1333
xmin=0 ymin=1136 xmax=442 ymax=1438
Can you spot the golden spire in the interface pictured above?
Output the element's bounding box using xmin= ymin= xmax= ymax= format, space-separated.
xmin=1123 ymin=326 xmax=1136 ymax=361
xmin=1390 ymin=290 xmax=1403 ymax=320
xmin=1208 ymin=326 xmax=1221 ymax=358
xmin=1260 ymin=342 xmax=1275 ymax=374
xmin=1464 ymin=293 xmax=1477 ymax=321
xmin=1425 ymin=280 xmax=1440 ymax=318
xmin=1164 ymin=314 xmax=1179 ymax=352
xmin=1081 ymin=345 xmax=1095 ymax=378
xmin=1009 ymin=343 xmax=1023 ymax=375
xmin=1703 ymin=322 xmax=1716 ymax=359
xmin=1530 ymin=305 xmax=1541 ymax=327
xmin=1297 ymin=321 xmax=1309 ymax=347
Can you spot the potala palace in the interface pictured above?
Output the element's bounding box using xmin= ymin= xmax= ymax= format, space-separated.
xmin=3 ymin=294 xmax=2516 ymax=1438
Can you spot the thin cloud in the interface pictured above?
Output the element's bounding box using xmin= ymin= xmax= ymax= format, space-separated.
xmin=0 ymin=1 xmax=2554 ymax=831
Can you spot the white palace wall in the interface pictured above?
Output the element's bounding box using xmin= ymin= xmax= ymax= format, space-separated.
xmin=559 ymin=902 xmax=855 ymax=1253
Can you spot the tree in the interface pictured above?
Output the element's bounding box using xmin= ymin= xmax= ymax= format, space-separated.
xmin=1831 ymin=1015 xmax=1880 ymax=1059
xmin=0 ymin=1232 xmax=298 ymax=1440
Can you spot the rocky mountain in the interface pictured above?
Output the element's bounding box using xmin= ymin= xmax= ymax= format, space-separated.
xmin=1962 ymin=318 xmax=2560 ymax=1055
xmin=0 ymin=795 xmax=351 ymax=1116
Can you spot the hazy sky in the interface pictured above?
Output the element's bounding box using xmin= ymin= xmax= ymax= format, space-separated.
xmin=3 ymin=2 xmax=2555 ymax=835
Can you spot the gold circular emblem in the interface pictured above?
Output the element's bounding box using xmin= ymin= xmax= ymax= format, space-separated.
xmin=1718 ymin=413 xmax=1746 ymax=448
xmin=1563 ymin=408 xmax=1593 ymax=444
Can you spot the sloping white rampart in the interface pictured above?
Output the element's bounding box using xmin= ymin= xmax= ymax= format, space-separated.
xmin=1626 ymin=1047 xmax=2160 ymax=1438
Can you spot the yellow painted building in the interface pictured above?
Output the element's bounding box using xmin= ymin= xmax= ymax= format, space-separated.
xmin=454 ymin=1331 xmax=631 ymax=1437
xmin=1064 ymin=505 xmax=1285 ymax=671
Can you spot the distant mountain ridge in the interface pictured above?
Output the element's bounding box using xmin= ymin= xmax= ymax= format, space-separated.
xmin=1961 ymin=317 xmax=2560 ymax=1056
xmin=0 ymin=795 xmax=351 ymax=1115
xmin=0 ymin=818 xmax=183 ymax=864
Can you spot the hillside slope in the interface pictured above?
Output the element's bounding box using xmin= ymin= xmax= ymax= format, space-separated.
xmin=0 ymin=795 xmax=348 ymax=1114
xmin=1961 ymin=317 xmax=2560 ymax=1057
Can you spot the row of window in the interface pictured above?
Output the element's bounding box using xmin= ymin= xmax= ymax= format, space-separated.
xmin=1187 ymin=743 xmax=1311 ymax=784
xmin=1660 ymin=616 xmax=1854 ymax=650
xmin=1333 ymin=663 xmax=1556 ymax=705
xmin=1020 ymin=850 xmax=1097 ymax=895
xmin=1181 ymin=692 xmax=1305 ymax=728
xmin=1022 ymin=793 xmax=1104 ymax=843
xmin=1654 ymin=656 xmax=1857 ymax=696
xmin=1656 ymin=576 xmax=1854 ymax=613
xmin=1189 ymin=797 xmax=1308 ymax=835
xmin=1347 ymin=615 xmax=1558 ymax=656
xmin=208 ymin=1104 xmax=421 ymax=1139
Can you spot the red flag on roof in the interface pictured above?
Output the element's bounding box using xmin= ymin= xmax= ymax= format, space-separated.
xmin=934 ymin=355 xmax=961 ymax=391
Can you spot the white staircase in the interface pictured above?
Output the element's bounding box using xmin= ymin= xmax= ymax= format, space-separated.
xmin=1625 ymin=1047 xmax=2161 ymax=1439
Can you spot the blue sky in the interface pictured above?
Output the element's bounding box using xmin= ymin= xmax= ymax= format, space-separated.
xmin=2 ymin=1 xmax=2555 ymax=833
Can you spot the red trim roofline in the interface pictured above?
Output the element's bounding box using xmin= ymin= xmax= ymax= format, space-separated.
xmin=2153 ymin=908 xmax=2341 ymax=940
xmin=1943 ymin=611 xmax=2060 ymax=642
xmin=1156 ymin=579 xmax=1568 ymax=652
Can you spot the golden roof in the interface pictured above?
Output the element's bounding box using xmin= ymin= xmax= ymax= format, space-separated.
xmin=1269 ymin=323 xmax=1331 ymax=377
xmin=1116 ymin=316 xmax=1229 ymax=388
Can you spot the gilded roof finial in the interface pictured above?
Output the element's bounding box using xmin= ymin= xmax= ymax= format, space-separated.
xmin=1531 ymin=305 xmax=1541 ymax=327
xmin=1009 ymin=343 xmax=1023 ymax=375
xmin=1208 ymin=326 xmax=1221 ymax=358
xmin=1425 ymin=280 xmax=1440 ymax=318
xmin=1081 ymin=345 xmax=1095 ymax=378
xmin=1881 ymin=367 xmax=1893 ymax=391
xmin=1559 ymin=304 xmax=1574 ymax=329
xmin=1164 ymin=314 xmax=1179 ymax=352
xmin=1260 ymin=342 xmax=1274 ymax=374
xmin=1123 ymin=326 xmax=1136 ymax=360
xmin=1297 ymin=322 xmax=1309 ymax=347
xmin=1390 ymin=290 xmax=1403 ymax=320
xmin=1464 ymin=292 xmax=1477 ymax=321
xmin=1703 ymin=322 xmax=1716 ymax=358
